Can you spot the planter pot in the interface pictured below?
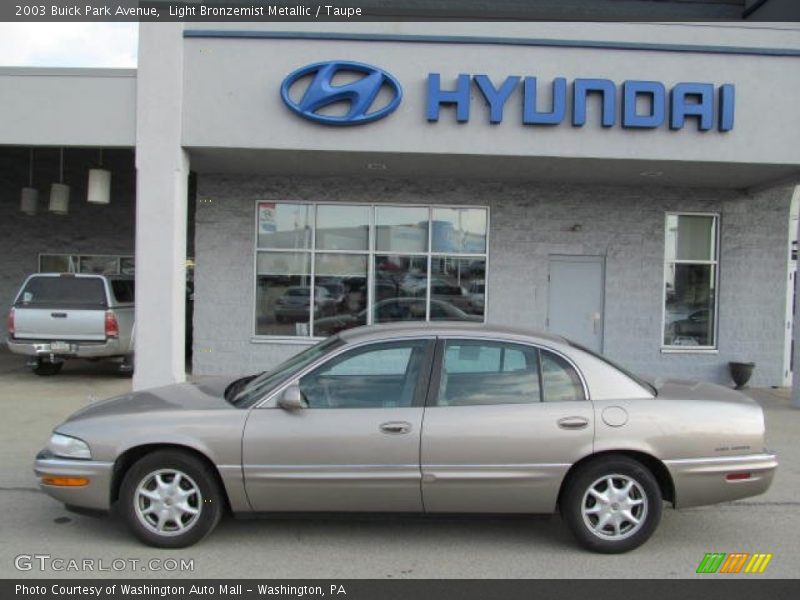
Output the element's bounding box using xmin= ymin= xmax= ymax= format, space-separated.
xmin=729 ymin=362 xmax=755 ymax=390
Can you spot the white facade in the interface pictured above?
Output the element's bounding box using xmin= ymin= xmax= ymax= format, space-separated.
xmin=1 ymin=22 xmax=800 ymax=404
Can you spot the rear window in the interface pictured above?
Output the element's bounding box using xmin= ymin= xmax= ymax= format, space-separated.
xmin=111 ymin=280 xmax=135 ymax=303
xmin=16 ymin=277 xmax=107 ymax=309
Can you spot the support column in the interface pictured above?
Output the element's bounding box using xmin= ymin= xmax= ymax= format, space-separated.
xmin=133 ymin=23 xmax=188 ymax=391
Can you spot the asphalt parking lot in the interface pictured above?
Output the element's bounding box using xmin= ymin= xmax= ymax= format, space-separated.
xmin=0 ymin=348 xmax=798 ymax=579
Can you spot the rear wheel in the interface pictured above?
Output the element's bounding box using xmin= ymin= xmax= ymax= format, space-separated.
xmin=119 ymin=450 xmax=223 ymax=548
xmin=33 ymin=360 xmax=63 ymax=376
xmin=561 ymin=456 xmax=662 ymax=553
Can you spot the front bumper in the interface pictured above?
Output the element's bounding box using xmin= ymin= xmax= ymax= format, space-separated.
xmin=8 ymin=338 xmax=123 ymax=359
xmin=665 ymin=453 xmax=778 ymax=509
xmin=34 ymin=452 xmax=114 ymax=511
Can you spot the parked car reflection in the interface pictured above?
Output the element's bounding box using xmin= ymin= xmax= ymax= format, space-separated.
xmin=314 ymin=297 xmax=480 ymax=336
xmin=274 ymin=286 xmax=337 ymax=323
xmin=666 ymin=308 xmax=713 ymax=346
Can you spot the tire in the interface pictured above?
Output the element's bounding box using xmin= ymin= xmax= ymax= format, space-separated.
xmin=119 ymin=354 xmax=134 ymax=378
xmin=560 ymin=456 xmax=662 ymax=553
xmin=33 ymin=361 xmax=63 ymax=376
xmin=119 ymin=449 xmax=224 ymax=548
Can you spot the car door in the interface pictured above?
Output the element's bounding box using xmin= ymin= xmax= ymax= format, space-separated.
xmin=421 ymin=338 xmax=594 ymax=513
xmin=242 ymin=338 xmax=434 ymax=512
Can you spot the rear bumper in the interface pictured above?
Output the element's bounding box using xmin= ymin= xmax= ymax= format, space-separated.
xmin=7 ymin=338 xmax=124 ymax=359
xmin=34 ymin=453 xmax=113 ymax=511
xmin=665 ymin=453 xmax=778 ymax=509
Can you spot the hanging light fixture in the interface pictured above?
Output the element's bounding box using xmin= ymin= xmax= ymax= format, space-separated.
xmin=87 ymin=148 xmax=111 ymax=205
xmin=20 ymin=148 xmax=38 ymax=215
xmin=49 ymin=147 xmax=70 ymax=215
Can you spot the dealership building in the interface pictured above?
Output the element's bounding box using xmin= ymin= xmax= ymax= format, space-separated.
xmin=1 ymin=18 xmax=800 ymax=403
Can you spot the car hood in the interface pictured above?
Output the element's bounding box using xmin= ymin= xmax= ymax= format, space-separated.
xmin=63 ymin=376 xmax=240 ymax=423
xmin=649 ymin=377 xmax=756 ymax=404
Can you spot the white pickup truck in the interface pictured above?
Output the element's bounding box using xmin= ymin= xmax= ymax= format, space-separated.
xmin=5 ymin=273 xmax=135 ymax=376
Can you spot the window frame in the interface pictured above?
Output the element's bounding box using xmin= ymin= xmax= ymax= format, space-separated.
xmin=297 ymin=339 xmax=435 ymax=409
xmin=661 ymin=212 xmax=721 ymax=352
xmin=254 ymin=336 xmax=437 ymax=409
xmin=38 ymin=253 xmax=135 ymax=275
xmin=252 ymin=201 xmax=490 ymax=341
xmin=426 ymin=337 xmax=590 ymax=407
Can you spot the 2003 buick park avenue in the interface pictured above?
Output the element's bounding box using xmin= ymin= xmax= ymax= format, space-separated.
xmin=34 ymin=324 xmax=777 ymax=553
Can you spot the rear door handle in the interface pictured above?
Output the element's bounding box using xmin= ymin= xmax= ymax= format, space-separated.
xmin=51 ymin=313 xmax=67 ymax=318
xmin=380 ymin=421 xmax=412 ymax=435
xmin=557 ymin=416 xmax=590 ymax=430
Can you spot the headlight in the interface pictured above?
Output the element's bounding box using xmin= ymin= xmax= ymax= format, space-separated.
xmin=47 ymin=433 xmax=92 ymax=460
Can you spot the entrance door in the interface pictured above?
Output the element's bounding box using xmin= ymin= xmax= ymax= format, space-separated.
xmin=547 ymin=255 xmax=605 ymax=351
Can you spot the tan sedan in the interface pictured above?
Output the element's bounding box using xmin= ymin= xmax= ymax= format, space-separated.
xmin=34 ymin=323 xmax=777 ymax=553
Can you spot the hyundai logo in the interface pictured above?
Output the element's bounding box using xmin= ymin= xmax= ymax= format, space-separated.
xmin=280 ymin=60 xmax=403 ymax=126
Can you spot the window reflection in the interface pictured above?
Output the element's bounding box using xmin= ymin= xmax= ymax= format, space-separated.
xmin=254 ymin=203 xmax=489 ymax=337
xmin=429 ymin=257 xmax=485 ymax=319
xmin=312 ymin=254 xmax=369 ymax=337
xmin=256 ymin=252 xmax=312 ymax=336
xmin=375 ymin=206 xmax=428 ymax=253
xmin=373 ymin=255 xmax=429 ymax=323
xmin=257 ymin=202 xmax=312 ymax=249
xmin=432 ymin=208 xmax=488 ymax=254
xmin=316 ymin=205 xmax=369 ymax=251
xmin=664 ymin=264 xmax=715 ymax=347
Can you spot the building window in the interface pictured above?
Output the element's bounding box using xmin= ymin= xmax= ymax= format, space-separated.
xmin=254 ymin=202 xmax=489 ymax=338
xmin=38 ymin=254 xmax=135 ymax=276
xmin=663 ymin=213 xmax=719 ymax=349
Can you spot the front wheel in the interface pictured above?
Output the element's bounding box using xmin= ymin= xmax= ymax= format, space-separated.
xmin=119 ymin=450 xmax=224 ymax=548
xmin=560 ymin=456 xmax=662 ymax=553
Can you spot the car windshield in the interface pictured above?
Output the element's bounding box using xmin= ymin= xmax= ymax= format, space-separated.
xmin=567 ymin=340 xmax=657 ymax=397
xmin=229 ymin=336 xmax=343 ymax=407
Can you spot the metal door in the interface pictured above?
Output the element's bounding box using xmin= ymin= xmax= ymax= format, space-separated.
xmin=547 ymin=255 xmax=605 ymax=352
xmin=420 ymin=339 xmax=594 ymax=513
xmin=242 ymin=339 xmax=433 ymax=512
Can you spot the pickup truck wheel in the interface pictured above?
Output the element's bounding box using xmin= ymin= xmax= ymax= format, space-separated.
xmin=33 ymin=361 xmax=63 ymax=376
xmin=120 ymin=450 xmax=223 ymax=548
xmin=561 ymin=456 xmax=662 ymax=553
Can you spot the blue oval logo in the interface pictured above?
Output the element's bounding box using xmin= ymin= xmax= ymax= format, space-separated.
xmin=280 ymin=60 xmax=403 ymax=126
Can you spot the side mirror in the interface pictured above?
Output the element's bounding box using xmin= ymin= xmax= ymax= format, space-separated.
xmin=278 ymin=385 xmax=307 ymax=411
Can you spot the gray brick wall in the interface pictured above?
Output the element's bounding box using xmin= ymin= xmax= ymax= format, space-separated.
xmin=0 ymin=148 xmax=136 ymax=343
xmin=193 ymin=175 xmax=792 ymax=387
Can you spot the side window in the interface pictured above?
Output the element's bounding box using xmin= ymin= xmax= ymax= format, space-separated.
xmin=541 ymin=350 xmax=585 ymax=402
xmin=437 ymin=341 xmax=540 ymax=406
xmin=111 ymin=280 xmax=135 ymax=303
xmin=299 ymin=341 xmax=428 ymax=409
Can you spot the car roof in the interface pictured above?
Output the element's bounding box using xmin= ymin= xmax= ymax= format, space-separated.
xmin=337 ymin=322 xmax=569 ymax=347
xmin=30 ymin=273 xmax=133 ymax=281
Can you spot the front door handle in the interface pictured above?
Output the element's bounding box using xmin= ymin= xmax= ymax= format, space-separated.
xmin=557 ymin=416 xmax=589 ymax=430
xmin=380 ymin=421 xmax=412 ymax=435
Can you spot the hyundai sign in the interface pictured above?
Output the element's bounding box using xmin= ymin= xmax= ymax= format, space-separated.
xmin=281 ymin=62 xmax=734 ymax=132
xmin=280 ymin=60 xmax=403 ymax=126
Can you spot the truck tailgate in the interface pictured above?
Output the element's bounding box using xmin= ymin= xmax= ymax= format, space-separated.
xmin=14 ymin=308 xmax=106 ymax=341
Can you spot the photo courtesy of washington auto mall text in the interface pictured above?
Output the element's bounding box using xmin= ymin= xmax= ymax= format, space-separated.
xmin=1 ymin=1 xmax=800 ymax=599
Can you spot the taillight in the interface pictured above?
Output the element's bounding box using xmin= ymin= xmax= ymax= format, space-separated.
xmin=104 ymin=311 xmax=119 ymax=339
xmin=6 ymin=308 xmax=14 ymax=337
